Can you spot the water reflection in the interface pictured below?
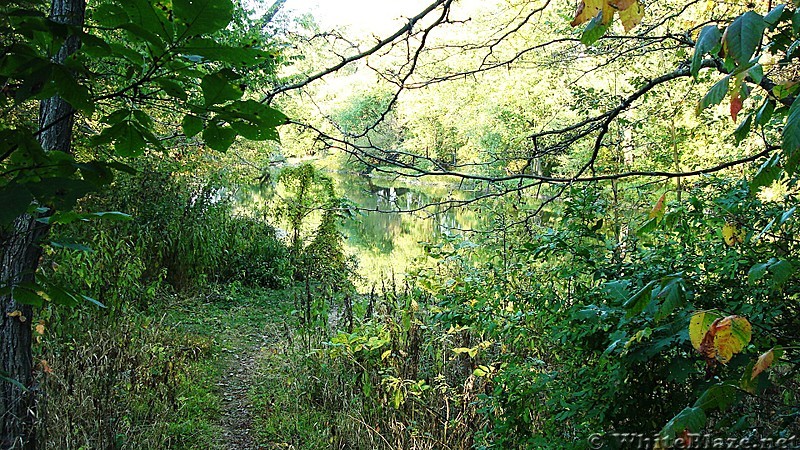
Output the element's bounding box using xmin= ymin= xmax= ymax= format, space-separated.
xmin=234 ymin=171 xmax=484 ymax=287
xmin=332 ymin=174 xmax=481 ymax=285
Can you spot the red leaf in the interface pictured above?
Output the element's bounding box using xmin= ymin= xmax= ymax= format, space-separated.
xmin=730 ymin=93 xmax=743 ymax=122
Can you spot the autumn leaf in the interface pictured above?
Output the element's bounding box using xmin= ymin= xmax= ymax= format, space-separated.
xmin=698 ymin=318 xmax=721 ymax=359
xmin=722 ymin=222 xmax=745 ymax=246
xmin=35 ymin=321 xmax=45 ymax=335
xmin=608 ymin=0 xmax=635 ymax=9
xmin=39 ymin=359 xmax=53 ymax=375
xmin=731 ymin=92 xmax=743 ymax=122
xmin=690 ymin=312 xmax=751 ymax=363
xmin=751 ymin=347 xmax=782 ymax=380
xmin=649 ymin=193 xmax=666 ymax=219
xmin=690 ymin=311 xmax=720 ymax=351
xmin=572 ymin=0 xmax=644 ymax=31
xmin=618 ymin=1 xmax=645 ymax=32
xmin=712 ymin=316 xmax=751 ymax=363
xmin=571 ymin=0 xmax=615 ymax=26
xmin=6 ymin=310 xmax=26 ymax=322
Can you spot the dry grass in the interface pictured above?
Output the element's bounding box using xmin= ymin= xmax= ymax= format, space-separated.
xmin=34 ymin=312 xmax=217 ymax=450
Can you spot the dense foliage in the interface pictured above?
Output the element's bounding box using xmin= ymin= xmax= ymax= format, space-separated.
xmin=1 ymin=0 xmax=799 ymax=448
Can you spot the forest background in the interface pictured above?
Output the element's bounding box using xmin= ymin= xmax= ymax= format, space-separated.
xmin=0 ymin=0 xmax=799 ymax=448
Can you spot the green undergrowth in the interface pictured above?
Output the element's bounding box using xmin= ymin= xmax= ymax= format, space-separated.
xmin=35 ymin=284 xmax=295 ymax=449
xmin=36 ymin=304 xmax=221 ymax=449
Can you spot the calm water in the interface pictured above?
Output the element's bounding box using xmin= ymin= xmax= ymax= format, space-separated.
xmin=332 ymin=173 xmax=484 ymax=286
xmin=235 ymin=171 xmax=484 ymax=288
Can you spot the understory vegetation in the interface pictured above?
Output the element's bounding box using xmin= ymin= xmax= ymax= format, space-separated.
xmin=2 ymin=0 xmax=799 ymax=448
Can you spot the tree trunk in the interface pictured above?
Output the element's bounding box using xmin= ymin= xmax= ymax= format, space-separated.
xmin=0 ymin=217 xmax=48 ymax=450
xmin=0 ymin=0 xmax=85 ymax=448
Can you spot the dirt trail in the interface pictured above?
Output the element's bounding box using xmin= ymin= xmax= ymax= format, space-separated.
xmin=216 ymin=343 xmax=259 ymax=449
xmin=213 ymin=309 xmax=278 ymax=450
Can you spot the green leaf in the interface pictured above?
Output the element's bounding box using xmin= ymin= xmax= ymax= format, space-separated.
xmin=748 ymin=260 xmax=772 ymax=284
xmin=81 ymin=295 xmax=106 ymax=308
xmin=636 ymin=216 xmax=659 ymax=235
xmin=580 ymin=11 xmax=610 ymax=46
xmin=692 ymin=25 xmax=722 ymax=79
xmin=52 ymin=66 xmax=93 ymax=114
xmin=750 ymin=152 xmax=781 ymax=191
xmin=747 ymin=64 xmax=763 ymax=85
xmin=0 ymin=184 xmax=33 ymax=228
xmin=755 ymin=98 xmax=774 ymax=127
xmin=724 ymin=11 xmax=766 ymax=65
xmin=49 ymin=240 xmax=92 ymax=252
xmin=660 ymin=407 xmax=707 ymax=442
xmin=201 ymin=70 xmax=243 ymax=106
xmin=783 ymin=96 xmax=800 ymax=174
xmin=772 ymin=82 xmax=800 ymax=100
xmin=173 ymin=0 xmax=234 ymax=36
xmin=114 ymin=121 xmax=148 ymax=157
xmin=94 ymin=0 xmax=174 ymax=44
xmin=89 ymin=211 xmax=132 ymax=221
xmin=753 ymin=217 xmax=776 ymax=242
xmin=44 ymin=210 xmax=84 ymax=225
xmin=47 ymin=285 xmax=79 ymax=306
xmin=177 ymin=38 xmax=277 ymax=66
xmin=694 ymin=384 xmax=737 ymax=411
xmin=79 ymin=32 xmax=112 ymax=58
xmin=769 ymin=259 xmax=794 ymax=287
xmin=603 ymin=280 xmax=630 ymax=303
xmin=26 ymin=177 xmax=93 ymax=211
xmin=763 ymin=4 xmax=786 ymax=27
xmin=12 ymin=285 xmax=43 ymax=307
xmin=653 ymin=275 xmax=687 ymax=322
xmin=76 ymin=161 xmax=115 ymax=187
xmin=0 ymin=371 xmax=28 ymax=392
xmin=623 ymin=280 xmax=657 ymax=317
xmin=202 ymin=121 xmax=236 ymax=151
xmin=778 ymin=206 xmax=795 ymax=226
xmin=219 ymin=100 xmax=287 ymax=141
xmin=154 ymin=78 xmax=187 ymax=100
xmin=733 ymin=114 xmax=752 ymax=145
xmin=696 ymin=75 xmax=730 ymax=115
xmin=182 ymin=114 xmax=204 ymax=138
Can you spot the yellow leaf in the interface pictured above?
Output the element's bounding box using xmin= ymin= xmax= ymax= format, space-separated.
xmin=689 ymin=311 xmax=720 ymax=351
xmin=689 ymin=312 xmax=751 ymax=363
xmin=712 ymin=316 xmax=751 ymax=363
xmin=609 ymin=0 xmax=635 ymax=9
xmin=571 ymin=0 xmax=614 ymax=27
xmin=617 ymin=0 xmax=645 ymax=32
xmin=649 ymin=193 xmax=666 ymax=219
xmin=35 ymin=322 xmax=45 ymax=335
xmin=722 ymin=222 xmax=745 ymax=246
xmin=381 ymin=349 xmax=392 ymax=360
xmin=751 ymin=347 xmax=781 ymax=380
xmin=6 ymin=310 xmax=26 ymax=322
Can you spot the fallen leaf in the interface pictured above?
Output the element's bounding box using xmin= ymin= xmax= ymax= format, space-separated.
xmin=39 ymin=359 xmax=53 ymax=375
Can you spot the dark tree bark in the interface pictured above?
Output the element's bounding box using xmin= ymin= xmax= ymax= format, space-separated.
xmin=0 ymin=0 xmax=85 ymax=448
